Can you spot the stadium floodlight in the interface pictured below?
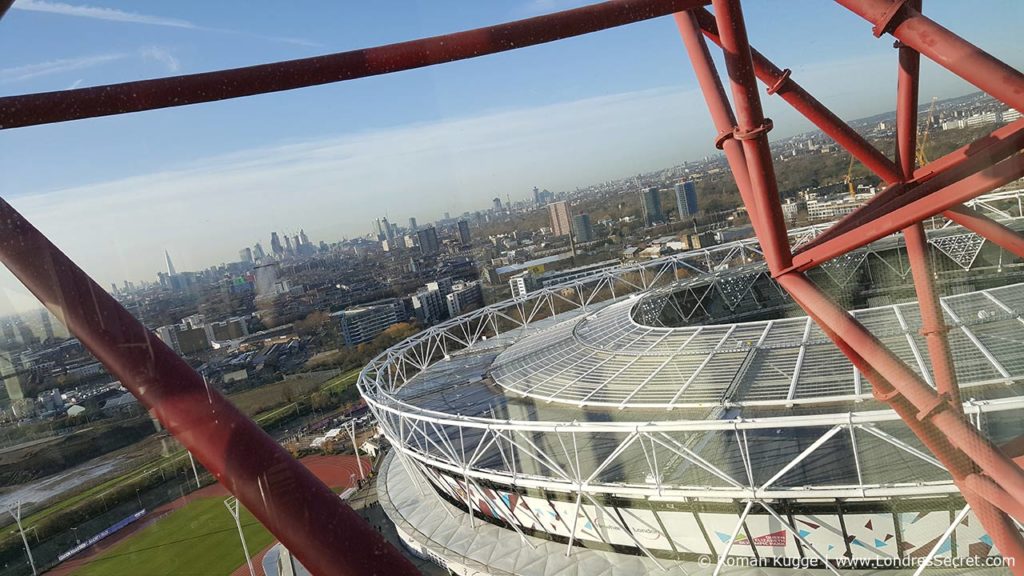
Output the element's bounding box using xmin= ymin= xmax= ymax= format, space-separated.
xmin=224 ymin=497 xmax=256 ymax=576
xmin=6 ymin=501 xmax=36 ymax=576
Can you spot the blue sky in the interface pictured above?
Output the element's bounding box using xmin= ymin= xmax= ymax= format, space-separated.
xmin=0 ymin=0 xmax=1021 ymax=311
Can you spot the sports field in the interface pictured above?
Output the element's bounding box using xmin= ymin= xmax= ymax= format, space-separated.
xmin=58 ymin=455 xmax=370 ymax=576
xmin=71 ymin=496 xmax=273 ymax=576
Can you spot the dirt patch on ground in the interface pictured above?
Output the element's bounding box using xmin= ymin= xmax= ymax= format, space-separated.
xmin=44 ymin=454 xmax=370 ymax=576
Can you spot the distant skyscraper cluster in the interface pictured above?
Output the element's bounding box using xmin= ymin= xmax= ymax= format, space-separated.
xmin=240 ymin=228 xmax=316 ymax=267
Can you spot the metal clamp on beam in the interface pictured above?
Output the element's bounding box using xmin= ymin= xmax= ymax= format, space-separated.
xmin=714 ymin=129 xmax=734 ymax=150
xmin=872 ymin=0 xmax=911 ymax=37
xmin=766 ymin=69 xmax=791 ymax=95
xmin=917 ymin=392 xmax=955 ymax=423
xmin=734 ymin=118 xmax=774 ymax=141
xmin=919 ymin=325 xmax=950 ymax=337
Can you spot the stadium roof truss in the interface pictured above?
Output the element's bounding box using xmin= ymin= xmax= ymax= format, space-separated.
xmin=0 ymin=0 xmax=1023 ymax=573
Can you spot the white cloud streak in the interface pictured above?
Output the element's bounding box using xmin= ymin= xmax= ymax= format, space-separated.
xmin=13 ymin=0 xmax=196 ymax=28
xmin=140 ymin=46 xmax=180 ymax=73
xmin=0 ymin=53 xmax=125 ymax=83
xmin=12 ymin=0 xmax=321 ymax=48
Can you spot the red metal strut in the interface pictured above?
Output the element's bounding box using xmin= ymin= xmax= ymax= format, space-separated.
xmin=0 ymin=198 xmax=419 ymax=576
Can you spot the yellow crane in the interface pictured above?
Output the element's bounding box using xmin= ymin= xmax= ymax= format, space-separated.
xmin=845 ymin=155 xmax=856 ymax=199
xmin=916 ymin=96 xmax=938 ymax=166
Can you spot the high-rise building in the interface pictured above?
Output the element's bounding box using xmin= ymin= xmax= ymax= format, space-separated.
xmin=408 ymin=217 xmax=418 ymax=232
xmin=270 ymin=232 xmax=284 ymax=257
xmin=411 ymin=288 xmax=445 ymax=326
xmin=331 ymin=299 xmax=406 ymax=347
xmin=675 ymin=180 xmax=699 ymax=219
xmin=299 ymin=229 xmax=310 ymax=246
xmin=642 ymin=187 xmax=663 ymax=226
xmin=532 ymin=186 xmax=541 ymax=205
xmin=445 ymin=281 xmax=483 ymax=317
xmin=492 ymin=197 xmax=502 ymax=212
xmin=381 ymin=217 xmax=394 ymax=243
xmin=548 ymin=201 xmax=572 ymax=237
xmin=572 ymin=212 xmax=595 ymax=243
xmin=239 ymin=247 xmax=253 ymax=263
xmin=457 ymin=220 xmax=471 ymax=245
xmin=39 ymin=309 xmax=54 ymax=342
xmin=284 ymin=235 xmax=293 ymax=254
xmin=253 ymin=243 xmax=266 ymax=261
xmin=417 ymin=226 xmax=440 ymax=255
xmin=164 ymin=250 xmax=177 ymax=276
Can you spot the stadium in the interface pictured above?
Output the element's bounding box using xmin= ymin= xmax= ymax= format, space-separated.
xmin=361 ymin=191 xmax=1024 ymax=574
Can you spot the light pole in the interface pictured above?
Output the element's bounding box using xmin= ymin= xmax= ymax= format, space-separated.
xmin=224 ymin=497 xmax=255 ymax=576
xmin=71 ymin=526 xmax=79 ymax=545
xmin=135 ymin=488 xmax=143 ymax=509
xmin=346 ymin=419 xmax=365 ymax=481
xmin=188 ymin=450 xmax=201 ymax=489
xmin=7 ymin=501 xmax=36 ymax=576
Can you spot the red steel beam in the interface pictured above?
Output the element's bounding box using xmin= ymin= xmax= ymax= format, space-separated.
xmin=674 ymin=13 xmax=758 ymax=229
xmin=0 ymin=199 xmax=419 ymax=576
xmin=835 ymin=0 xmax=1024 ymax=111
xmin=0 ymin=0 xmax=708 ymax=130
xmin=944 ymin=205 xmax=1024 ymax=259
xmin=905 ymin=223 xmax=963 ymax=406
xmin=777 ymin=272 xmax=1024 ymax=507
xmin=800 ymin=304 xmax=1024 ymax=565
xmin=797 ymin=118 xmax=1024 ymax=258
xmin=709 ymin=0 xmax=792 ymax=274
xmin=894 ymin=0 xmax=921 ymax=182
xmin=897 ymin=1 xmax=962 ymax=407
xmin=692 ymin=8 xmax=902 ymax=185
xmin=791 ymin=153 xmax=1024 ymax=272
xmin=914 ymin=119 xmax=1024 ymax=185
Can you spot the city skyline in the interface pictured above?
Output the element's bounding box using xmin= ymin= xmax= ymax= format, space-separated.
xmin=0 ymin=1 xmax=1021 ymax=312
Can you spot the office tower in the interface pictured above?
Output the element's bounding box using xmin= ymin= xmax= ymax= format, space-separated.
xmin=675 ymin=180 xmax=699 ymax=219
xmin=299 ymin=229 xmax=310 ymax=245
xmin=271 ymin=232 xmax=284 ymax=256
xmin=457 ymin=220 xmax=471 ymax=245
xmin=492 ymin=197 xmax=502 ymax=212
xmin=417 ymin=226 xmax=440 ymax=255
xmin=532 ymin=186 xmax=541 ymax=205
xmin=381 ymin=216 xmax=395 ymax=243
xmin=164 ymin=250 xmax=177 ymax=276
xmin=253 ymin=242 xmax=266 ymax=261
xmin=373 ymin=218 xmax=386 ymax=241
xmin=292 ymin=235 xmax=301 ymax=252
xmin=39 ymin=308 xmax=54 ymax=341
xmin=547 ymin=201 xmax=572 ymax=237
xmin=642 ymin=187 xmax=663 ymax=226
xmin=239 ymin=247 xmax=253 ymax=263
xmin=444 ymin=211 xmax=451 ymax=221
xmin=408 ymin=217 xmax=418 ymax=232
xmin=284 ymin=235 xmax=293 ymax=254
xmin=572 ymin=212 xmax=594 ymax=243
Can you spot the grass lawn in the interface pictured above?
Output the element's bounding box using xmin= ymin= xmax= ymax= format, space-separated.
xmin=71 ymin=497 xmax=273 ymax=576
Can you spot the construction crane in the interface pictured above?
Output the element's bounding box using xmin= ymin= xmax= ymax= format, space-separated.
xmin=845 ymin=155 xmax=856 ymax=199
xmin=916 ymin=96 xmax=939 ymax=166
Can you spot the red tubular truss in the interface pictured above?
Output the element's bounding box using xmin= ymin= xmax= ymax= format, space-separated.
xmin=0 ymin=201 xmax=420 ymax=576
xmin=0 ymin=0 xmax=707 ymax=130
xmin=1 ymin=0 xmax=1023 ymax=571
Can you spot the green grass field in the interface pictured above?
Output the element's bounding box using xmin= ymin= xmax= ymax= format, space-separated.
xmin=71 ymin=497 xmax=274 ymax=576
